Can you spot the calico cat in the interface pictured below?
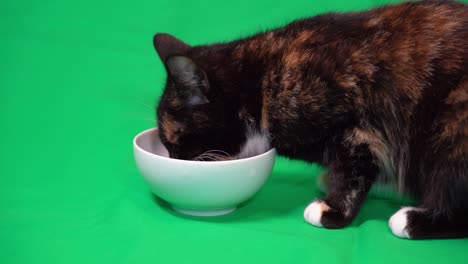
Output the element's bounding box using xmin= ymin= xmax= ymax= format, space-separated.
xmin=152 ymin=0 xmax=468 ymax=239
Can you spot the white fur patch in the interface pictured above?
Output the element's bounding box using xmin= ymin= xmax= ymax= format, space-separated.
xmin=389 ymin=207 xmax=419 ymax=239
xmin=304 ymin=200 xmax=330 ymax=227
xmin=343 ymin=190 xmax=358 ymax=217
xmin=237 ymin=132 xmax=270 ymax=159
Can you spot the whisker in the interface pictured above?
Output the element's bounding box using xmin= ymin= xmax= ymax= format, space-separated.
xmin=143 ymin=118 xmax=157 ymax=123
xmin=199 ymin=153 xmax=225 ymax=159
xmin=158 ymin=121 xmax=168 ymax=130
xmin=137 ymin=101 xmax=156 ymax=111
xmin=197 ymin=153 xmax=232 ymax=161
xmin=203 ymin=150 xmax=232 ymax=157
xmin=199 ymin=149 xmax=232 ymax=158
xmin=193 ymin=149 xmax=235 ymax=161
xmin=195 ymin=154 xmax=216 ymax=161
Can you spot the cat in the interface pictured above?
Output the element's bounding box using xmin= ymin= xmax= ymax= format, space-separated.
xmin=152 ymin=0 xmax=468 ymax=239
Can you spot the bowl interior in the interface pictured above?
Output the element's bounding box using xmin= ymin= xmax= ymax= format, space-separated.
xmin=134 ymin=128 xmax=275 ymax=163
xmin=135 ymin=128 xmax=169 ymax=157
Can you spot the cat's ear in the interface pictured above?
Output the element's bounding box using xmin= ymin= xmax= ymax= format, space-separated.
xmin=166 ymin=55 xmax=209 ymax=106
xmin=153 ymin=33 xmax=190 ymax=63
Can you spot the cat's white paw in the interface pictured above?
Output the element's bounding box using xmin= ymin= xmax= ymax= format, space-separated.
xmin=304 ymin=200 xmax=330 ymax=227
xmin=389 ymin=207 xmax=415 ymax=239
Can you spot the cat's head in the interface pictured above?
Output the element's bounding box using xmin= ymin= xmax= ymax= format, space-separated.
xmin=153 ymin=33 xmax=261 ymax=160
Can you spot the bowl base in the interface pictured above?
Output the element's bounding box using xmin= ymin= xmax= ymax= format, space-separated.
xmin=172 ymin=206 xmax=236 ymax=216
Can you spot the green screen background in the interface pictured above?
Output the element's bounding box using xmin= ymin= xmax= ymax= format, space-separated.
xmin=2 ymin=0 xmax=468 ymax=263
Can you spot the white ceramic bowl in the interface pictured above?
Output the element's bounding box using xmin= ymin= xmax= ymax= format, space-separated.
xmin=133 ymin=128 xmax=276 ymax=216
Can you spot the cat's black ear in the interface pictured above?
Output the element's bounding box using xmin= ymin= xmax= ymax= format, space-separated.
xmin=166 ymin=56 xmax=209 ymax=106
xmin=153 ymin=33 xmax=190 ymax=63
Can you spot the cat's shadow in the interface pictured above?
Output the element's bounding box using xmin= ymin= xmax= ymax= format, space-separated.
xmin=151 ymin=171 xmax=404 ymax=225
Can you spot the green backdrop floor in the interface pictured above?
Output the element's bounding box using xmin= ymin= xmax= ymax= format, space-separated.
xmin=2 ymin=0 xmax=468 ymax=263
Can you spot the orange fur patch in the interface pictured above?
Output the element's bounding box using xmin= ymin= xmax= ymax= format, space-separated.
xmin=160 ymin=113 xmax=184 ymax=144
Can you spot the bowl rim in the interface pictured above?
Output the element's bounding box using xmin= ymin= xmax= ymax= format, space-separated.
xmin=133 ymin=127 xmax=276 ymax=165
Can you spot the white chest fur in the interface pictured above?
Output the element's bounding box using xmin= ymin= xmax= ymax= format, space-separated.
xmin=237 ymin=132 xmax=271 ymax=159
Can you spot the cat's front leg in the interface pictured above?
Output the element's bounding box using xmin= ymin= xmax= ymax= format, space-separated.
xmin=304 ymin=143 xmax=379 ymax=228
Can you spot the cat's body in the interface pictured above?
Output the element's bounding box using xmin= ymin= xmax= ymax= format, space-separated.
xmin=153 ymin=0 xmax=468 ymax=239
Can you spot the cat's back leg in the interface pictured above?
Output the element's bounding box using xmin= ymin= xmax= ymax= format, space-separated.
xmin=389 ymin=161 xmax=468 ymax=240
xmin=389 ymin=206 xmax=468 ymax=239
xmin=389 ymin=146 xmax=468 ymax=239
xmin=390 ymin=78 xmax=468 ymax=239
xmin=389 ymin=155 xmax=468 ymax=239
